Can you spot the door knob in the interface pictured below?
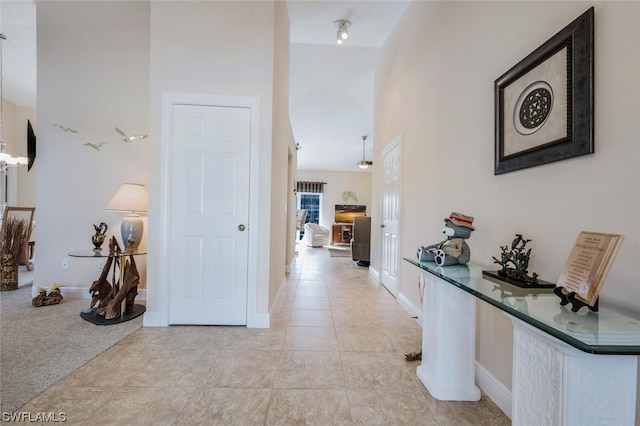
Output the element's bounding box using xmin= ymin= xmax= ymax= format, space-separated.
xmin=380 ymin=224 xmax=386 ymax=228
xmin=238 ymin=224 xmax=246 ymax=231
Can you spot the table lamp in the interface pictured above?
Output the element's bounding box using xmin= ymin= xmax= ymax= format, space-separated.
xmin=105 ymin=183 xmax=148 ymax=250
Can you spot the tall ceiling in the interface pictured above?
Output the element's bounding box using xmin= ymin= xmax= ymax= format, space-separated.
xmin=287 ymin=0 xmax=410 ymax=171
xmin=0 ymin=0 xmax=410 ymax=171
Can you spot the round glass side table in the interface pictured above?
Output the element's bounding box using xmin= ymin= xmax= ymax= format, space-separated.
xmin=69 ymin=249 xmax=147 ymax=325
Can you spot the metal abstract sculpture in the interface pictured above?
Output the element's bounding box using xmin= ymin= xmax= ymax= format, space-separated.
xmin=483 ymin=234 xmax=554 ymax=288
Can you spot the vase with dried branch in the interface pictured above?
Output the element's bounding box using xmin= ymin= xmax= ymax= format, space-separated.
xmin=1 ymin=217 xmax=30 ymax=291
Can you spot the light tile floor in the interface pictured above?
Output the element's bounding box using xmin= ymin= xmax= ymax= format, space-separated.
xmin=18 ymin=244 xmax=510 ymax=425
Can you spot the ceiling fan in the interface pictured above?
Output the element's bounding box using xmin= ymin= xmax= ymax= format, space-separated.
xmin=358 ymin=135 xmax=373 ymax=169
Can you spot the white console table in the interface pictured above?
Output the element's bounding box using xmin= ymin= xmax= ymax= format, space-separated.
xmin=404 ymin=258 xmax=640 ymax=426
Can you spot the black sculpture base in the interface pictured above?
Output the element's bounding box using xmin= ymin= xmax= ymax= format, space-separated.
xmin=80 ymin=303 xmax=146 ymax=325
xmin=553 ymin=287 xmax=599 ymax=313
xmin=482 ymin=270 xmax=555 ymax=289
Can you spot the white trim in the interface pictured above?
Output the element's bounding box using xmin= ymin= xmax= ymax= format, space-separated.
xmin=254 ymin=313 xmax=270 ymax=328
xmin=397 ymin=291 xmax=422 ymax=324
xmin=159 ymin=92 xmax=261 ymax=328
xmin=475 ymin=361 xmax=512 ymax=419
xmin=270 ymin=276 xmax=288 ymax=316
xmin=142 ymin=311 xmax=163 ymax=327
xmin=285 ymin=250 xmax=297 ymax=274
xmin=368 ymin=265 xmax=380 ymax=281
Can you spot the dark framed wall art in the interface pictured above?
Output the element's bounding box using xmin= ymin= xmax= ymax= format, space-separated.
xmin=494 ymin=7 xmax=594 ymax=175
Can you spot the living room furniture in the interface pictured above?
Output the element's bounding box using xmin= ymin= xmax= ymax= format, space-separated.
xmin=351 ymin=216 xmax=371 ymax=266
xmin=304 ymin=223 xmax=330 ymax=247
xmin=69 ymin=248 xmax=146 ymax=325
xmin=295 ymin=209 xmax=308 ymax=240
xmin=331 ymin=223 xmax=353 ymax=245
xmin=404 ymin=258 xmax=640 ymax=426
xmin=105 ymin=183 xmax=148 ymax=251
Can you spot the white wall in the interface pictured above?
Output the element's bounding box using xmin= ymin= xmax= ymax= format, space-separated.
xmin=297 ymin=170 xmax=372 ymax=232
xmin=146 ymin=1 xmax=282 ymax=323
xmin=270 ymin=1 xmax=296 ymax=307
xmin=35 ymin=1 xmax=150 ymax=293
xmin=374 ymin=1 xmax=640 ymax=418
xmin=35 ymin=1 xmax=290 ymax=326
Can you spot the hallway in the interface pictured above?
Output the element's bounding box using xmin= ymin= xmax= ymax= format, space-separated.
xmin=17 ymin=244 xmax=509 ymax=424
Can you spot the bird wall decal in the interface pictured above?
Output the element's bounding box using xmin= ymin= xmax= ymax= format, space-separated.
xmin=115 ymin=127 xmax=148 ymax=143
xmin=83 ymin=142 xmax=108 ymax=151
xmin=54 ymin=124 xmax=78 ymax=133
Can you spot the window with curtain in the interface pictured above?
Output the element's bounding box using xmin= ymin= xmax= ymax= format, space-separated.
xmin=295 ymin=181 xmax=325 ymax=227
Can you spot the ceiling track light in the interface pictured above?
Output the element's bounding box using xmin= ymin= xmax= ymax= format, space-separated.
xmin=333 ymin=19 xmax=351 ymax=45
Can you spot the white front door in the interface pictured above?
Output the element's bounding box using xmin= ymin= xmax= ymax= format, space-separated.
xmin=380 ymin=136 xmax=402 ymax=296
xmin=169 ymin=104 xmax=251 ymax=325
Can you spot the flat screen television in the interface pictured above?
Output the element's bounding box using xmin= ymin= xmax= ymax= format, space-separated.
xmin=335 ymin=204 xmax=366 ymax=223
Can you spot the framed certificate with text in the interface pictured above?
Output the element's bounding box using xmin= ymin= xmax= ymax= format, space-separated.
xmin=555 ymin=231 xmax=624 ymax=307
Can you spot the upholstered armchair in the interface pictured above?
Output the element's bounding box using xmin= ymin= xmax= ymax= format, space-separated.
xmin=351 ymin=216 xmax=371 ymax=266
xmin=295 ymin=209 xmax=308 ymax=240
xmin=304 ymin=223 xmax=330 ymax=247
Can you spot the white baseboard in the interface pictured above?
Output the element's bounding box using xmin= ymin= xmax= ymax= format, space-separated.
xmin=252 ymin=313 xmax=270 ymax=328
xmin=54 ymin=286 xmax=89 ymax=300
xmin=397 ymin=292 xmax=422 ymax=324
xmin=369 ymin=266 xmax=380 ymax=281
xmin=260 ymin=275 xmax=290 ymax=329
xmin=143 ymin=310 xmax=267 ymax=327
xmin=475 ymin=361 xmax=512 ymax=419
xmin=142 ymin=309 xmax=268 ymax=328
xmin=142 ymin=311 xmax=166 ymax=327
xmin=286 ymin=253 xmax=297 ymax=274
xmin=270 ymin=276 xmax=288 ymax=315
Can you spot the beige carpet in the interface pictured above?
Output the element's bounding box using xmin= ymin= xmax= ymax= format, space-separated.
xmin=327 ymin=245 xmax=352 ymax=258
xmin=0 ymin=270 xmax=142 ymax=412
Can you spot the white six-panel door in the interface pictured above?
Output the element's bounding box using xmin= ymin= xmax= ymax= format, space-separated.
xmin=168 ymin=104 xmax=251 ymax=325
xmin=380 ymin=136 xmax=402 ymax=296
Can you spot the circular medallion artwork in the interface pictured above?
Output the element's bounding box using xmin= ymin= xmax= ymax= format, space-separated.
xmin=513 ymin=81 xmax=554 ymax=135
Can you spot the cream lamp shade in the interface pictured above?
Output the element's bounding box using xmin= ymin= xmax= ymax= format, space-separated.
xmin=105 ymin=183 xmax=148 ymax=250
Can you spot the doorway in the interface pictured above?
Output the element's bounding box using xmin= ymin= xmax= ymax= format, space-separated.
xmin=380 ymin=135 xmax=402 ymax=296
xmin=296 ymin=192 xmax=321 ymax=241
xmin=159 ymin=93 xmax=260 ymax=326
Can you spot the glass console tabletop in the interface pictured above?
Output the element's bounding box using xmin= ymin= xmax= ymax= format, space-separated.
xmin=404 ymin=258 xmax=640 ymax=355
xmin=69 ymin=250 xmax=147 ymax=258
